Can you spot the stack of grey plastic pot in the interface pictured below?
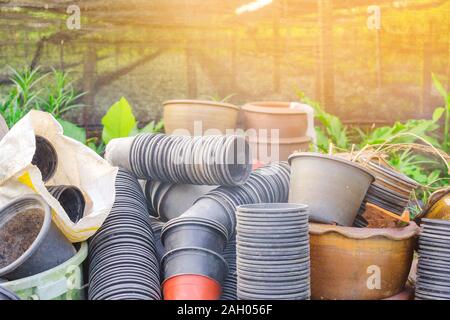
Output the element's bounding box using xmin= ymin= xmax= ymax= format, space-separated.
xmin=88 ymin=169 xmax=161 ymax=300
xmin=106 ymin=133 xmax=252 ymax=186
xmin=149 ymin=217 xmax=166 ymax=264
xmin=47 ymin=185 xmax=85 ymax=223
xmin=221 ymin=234 xmax=237 ymax=300
xmin=359 ymin=161 xmax=418 ymax=217
xmin=160 ymin=162 xmax=291 ymax=297
xmin=144 ymin=181 xmax=215 ymax=221
xmin=236 ymin=203 xmax=310 ymax=300
xmin=415 ymin=218 xmax=450 ymax=300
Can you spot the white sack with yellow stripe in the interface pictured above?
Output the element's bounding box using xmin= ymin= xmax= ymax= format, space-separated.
xmin=0 ymin=110 xmax=118 ymax=242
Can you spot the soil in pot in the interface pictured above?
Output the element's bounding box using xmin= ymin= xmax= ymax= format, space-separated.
xmin=0 ymin=209 xmax=45 ymax=268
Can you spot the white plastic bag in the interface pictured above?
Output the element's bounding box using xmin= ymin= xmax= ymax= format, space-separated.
xmin=0 ymin=110 xmax=118 ymax=242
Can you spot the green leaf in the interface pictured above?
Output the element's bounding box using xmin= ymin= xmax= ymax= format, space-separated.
xmin=432 ymin=107 xmax=445 ymax=122
xmin=101 ymin=97 xmax=136 ymax=144
xmin=432 ymin=73 xmax=448 ymax=99
xmin=57 ymin=118 xmax=86 ymax=143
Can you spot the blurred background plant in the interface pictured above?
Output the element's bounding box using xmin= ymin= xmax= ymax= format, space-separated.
xmin=297 ymin=74 xmax=450 ymax=210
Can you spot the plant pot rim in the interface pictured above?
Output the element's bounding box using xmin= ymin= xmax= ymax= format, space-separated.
xmin=242 ymin=102 xmax=307 ymax=115
xmin=0 ymin=195 xmax=52 ymax=276
xmin=163 ymin=99 xmax=239 ymax=111
xmin=247 ymin=136 xmax=311 ymax=144
xmin=288 ymin=152 xmax=375 ymax=181
xmin=309 ymin=221 xmax=419 ymax=240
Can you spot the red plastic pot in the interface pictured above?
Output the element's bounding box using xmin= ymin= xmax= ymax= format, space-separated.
xmin=163 ymin=274 xmax=222 ymax=300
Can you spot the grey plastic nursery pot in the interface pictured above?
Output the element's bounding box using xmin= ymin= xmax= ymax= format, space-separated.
xmin=0 ymin=195 xmax=76 ymax=280
xmin=161 ymin=217 xmax=228 ymax=253
xmin=288 ymin=152 xmax=375 ymax=226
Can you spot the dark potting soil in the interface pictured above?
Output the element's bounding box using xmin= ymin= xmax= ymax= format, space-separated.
xmin=0 ymin=209 xmax=44 ymax=269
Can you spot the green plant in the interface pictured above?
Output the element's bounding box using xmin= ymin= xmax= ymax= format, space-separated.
xmin=100 ymin=97 xmax=164 ymax=145
xmin=297 ymin=90 xmax=349 ymax=152
xmin=204 ymin=93 xmax=236 ymax=103
xmin=40 ymin=69 xmax=86 ymax=118
xmin=431 ymin=73 xmax=450 ymax=153
xmin=0 ymin=66 xmax=87 ymax=143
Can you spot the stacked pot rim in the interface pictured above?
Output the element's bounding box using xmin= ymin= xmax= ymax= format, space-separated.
xmin=236 ymin=203 xmax=310 ymax=300
xmin=416 ymin=218 xmax=450 ymax=300
xmin=128 ymin=133 xmax=252 ymax=186
xmin=88 ymin=169 xmax=161 ymax=300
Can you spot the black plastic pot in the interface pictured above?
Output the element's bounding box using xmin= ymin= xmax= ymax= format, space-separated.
xmin=162 ymin=247 xmax=229 ymax=285
xmin=32 ymin=135 xmax=58 ymax=182
xmin=0 ymin=195 xmax=76 ymax=280
xmin=161 ymin=217 xmax=228 ymax=253
xmin=47 ymin=185 xmax=85 ymax=223
xmin=88 ymin=169 xmax=161 ymax=300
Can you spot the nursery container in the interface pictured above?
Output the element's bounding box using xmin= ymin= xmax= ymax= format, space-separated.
xmin=0 ymin=286 xmax=20 ymax=300
xmin=248 ymin=136 xmax=310 ymax=163
xmin=0 ymin=195 xmax=76 ymax=280
xmin=242 ymin=101 xmax=308 ymax=138
xmin=288 ymin=152 xmax=375 ymax=226
xmin=32 ymin=135 xmax=58 ymax=182
xmin=2 ymin=242 xmax=87 ymax=300
xmin=163 ymin=274 xmax=222 ymax=300
xmin=47 ymin=185 xmax=85 ymax=223
xmin=309 ymin=222 xmax=419 ymax=300
xmin=163 ymin=100 xmax=239 ymax=135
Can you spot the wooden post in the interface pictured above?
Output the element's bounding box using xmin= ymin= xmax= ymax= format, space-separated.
xmin=272 ymin=5 xmax=281 ymax=93
xmin=317 ymin=0 xmax=335 ymax=112
xmin=186 ymin=41 xmax=198 ymax=98
xmin=375 ymin=28 xmax=383 ymax=96
xmin=421 ymin=23 xmax=434 ymax=116
xmin=82 ymin=45 xmax=97 ymax=127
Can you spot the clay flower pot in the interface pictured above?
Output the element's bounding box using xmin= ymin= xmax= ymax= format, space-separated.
xmin=248 ymin=136 xmax=310 ymax=163
xmin=163 ymin=100 xmax=239 ymax=135
xmin=309 ymin=222 xmax=419 ymax=300
xmin=242 ymin=101 xmax=308 ymax=138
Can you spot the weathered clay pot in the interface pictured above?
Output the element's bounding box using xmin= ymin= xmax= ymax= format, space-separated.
xmin=248 ymin=136 xmax=310 ymax=163
xmin=309 ymin=222 xmax=419 ymax=300
xmin=242 ymin=101 xmax=308 ymax=138
xmin=163 ymin=100 xmax=239 ymax=135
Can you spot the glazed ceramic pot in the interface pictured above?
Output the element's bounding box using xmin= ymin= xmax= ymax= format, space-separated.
xmin=289 ymin=152 xmax=375 ymax=226
xmin=241 ymin=101 xmax=308 ymax=138
xmin=309 ymin=222 xmax=419 ymax=300
xmin=248 ymin=136 xmax=310 ymax=163
xmin=421 ymin=187 xmax=450 ymax=220
xmin=163 ymin=100 xmax=239 ymax=135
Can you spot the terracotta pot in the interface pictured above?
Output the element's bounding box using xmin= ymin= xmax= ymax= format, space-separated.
xmin=163 ymin=100 xmax=239 ymax=135
xmin=242 ymin=101 xmax=308 ymax=138
xmin=310 ymin=222 xmax=419 ymax=300
xmin=248 ymin=136 xmax=311 ymax=163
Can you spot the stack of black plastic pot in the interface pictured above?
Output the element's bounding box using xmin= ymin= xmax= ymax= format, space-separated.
xmin=129 ymin=133 xmax=252 ymax=186
xmin=160 ymin=162 xmax=291 ymax=299
xmin=415 ymin=218 xmax=450 ymax=300
xmin=236 ymin=203 xmax=310 ymax=300
xmin=88 ymin=169 xmax=161 ymax=300
xmin=221 ymin=234 xmax=237 ymax=300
